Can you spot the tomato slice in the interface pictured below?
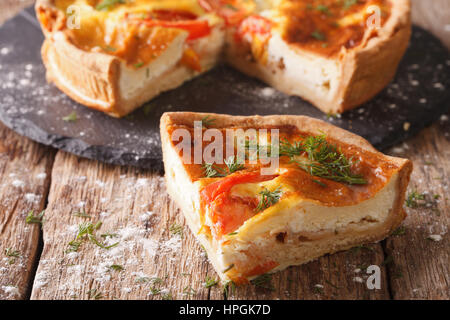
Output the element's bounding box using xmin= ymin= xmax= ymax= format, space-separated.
xmin=245 ymin=260 xmax=279 ymax=278
xmin=236 ymin=15 xmax=272 ymax=41
xmin=128 ymin=9 xmax=211 ymax=40
xmin=201 ymin=171 xmax=278 ymax=238
xmin=198 ymin=0 xmax=248 ymax=25
xmin=201 ymin=171 xmax=277 ymax=202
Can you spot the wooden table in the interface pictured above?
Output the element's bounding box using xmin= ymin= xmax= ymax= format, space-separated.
xmin=0 ymin=0 xmax=448 ymax=300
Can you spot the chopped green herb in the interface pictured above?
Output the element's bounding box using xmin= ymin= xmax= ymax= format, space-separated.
xmin=325 ymin=279 xmax=340 ymax=290
xmin=392 ymin=226 xmax=406 ymax=236
xmin=279 ymin=139 xmax=304 ymax=158
xmin=72 ymin=210 xmax=91 ymax=218
xmin=351 ymin=244 xmax=374 ymax=254
xmin=67 ymin=221 xmax=119 ymax=253
xmin=182 ymin=286 xmax=197 ymax=297
xmin=223 ymin=280 xmax=236 ymax=297
xmin=134 ymin=62 xmax=144 ymax=68
xmin=109 ymin=264 xmax=124 ymax=272
xmin=103 ymin=45 xmax=117 ymax=52
xmin=227 ymin=232 xmax=238 ymax=236
xmin=251 ymin=273 xmax=274 ymax=291
xmin=311 ymin=30 xmax=326 ymax=41
xmin=5 ymin=248 xmax=20 ymax=264
xmin=100 ymin=232 xmax=119 ymax=239
xmin=203 ymin=163 xmax=226 ymax=178
xmin=161 ymin=292 xmax=173 ymax=300
xmin=312 ymin=179 xmax=327 ymax=187
xmin=201 ymin=116 xmax=216 ymax=128
xmin=343 ymin=0 xmax=358 ymax=10
xmin=405 ymin=191 xmax=425 ymax=208
xmin=222 ymin=264 xmax=235 ymax=273
xmin=313 ymin=285 xmax=324 ymax=294
xmin=149 ymin=287 xmax=161 ymax=295
xmin=26 ymin=210 xmax=44 ymax=225
xmin=169 ymin=223 xmax=184 ymax=238
xmin=224 ymin=156 xmax=245 ymax=174
xmin=5 ymin=248 xmax=20 ymax=257
xmin=63 ymin=111 xmax=78 ymax=122
xmin=96 ymin=0 xmax=126 ymax=11
xmin=292 ymin=134 xmax=367 ymax=185
xmin=204 ymin=276 xmax=219 ymax=288
xmin=87 ymin=288 xmax=103 ymax=300
xmin=66 ymin=240 xmax=82 ymax=253
xmin=255 ymin=187 xmax=282 ymax=212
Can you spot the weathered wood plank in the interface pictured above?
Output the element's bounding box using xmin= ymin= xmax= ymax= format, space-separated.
xmin=30 ymin=151 xmax=219 ymax=300
xmin=0 ymin=123 xmax=54 ymax=300
xmin=384 ymin=123 xmax=449 ymax=300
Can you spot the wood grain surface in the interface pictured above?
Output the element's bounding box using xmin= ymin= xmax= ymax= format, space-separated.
xmin=0 ymin=0 xmax=449 ymax=300
xmin=0 ymin=123 xmax=54 ymax=300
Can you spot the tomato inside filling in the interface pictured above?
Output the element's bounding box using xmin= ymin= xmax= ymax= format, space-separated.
xmin=201 ymin=172 xmax=278 ymax=238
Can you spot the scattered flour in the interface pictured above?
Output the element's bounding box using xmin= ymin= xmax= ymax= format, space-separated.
xmin=1 ymin=285 xmax=19 ymax=298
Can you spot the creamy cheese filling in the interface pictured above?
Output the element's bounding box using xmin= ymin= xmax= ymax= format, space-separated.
xmin=217 ymin=172 xmax=398 ymax=271
xmin=267 ymin=33 xmax=341 ymax=100
xmin=118 ymin=32 xmax=187 ymax=100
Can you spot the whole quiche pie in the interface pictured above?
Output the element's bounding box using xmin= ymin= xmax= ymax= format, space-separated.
xmin=36 ymin=0 xmax=411 ymax=117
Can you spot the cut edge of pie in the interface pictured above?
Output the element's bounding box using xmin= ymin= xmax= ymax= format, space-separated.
xmin=36 ymin=0 xmax=411 ymax=117
xmin=160 ymin=112 xmax=413 ymax=283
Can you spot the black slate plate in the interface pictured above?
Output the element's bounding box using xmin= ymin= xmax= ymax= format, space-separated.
xmin=0 ymin=7 xmax=449 ymax=170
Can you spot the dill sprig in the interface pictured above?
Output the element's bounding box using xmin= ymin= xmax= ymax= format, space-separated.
xmin=182 ymin=286 xmax=197 ymax=297
xmin=62 ymin=111 xmax=78 ymax=122
xmin=255 ymin=187 xmax=282 ymax=212
xmin=204 ymin=276 xmax=219 ymax=288
xmin=224 ymin=156 xmax=245 ymax=174
xmin=405 ymin=191 xmax=426 ymax=208
xmin=223 ymin=280 xmax=236 ymax=297
xmin=222 ymin=264 xmax=235 ymax=273
xmin=96 ymin=0 xmax=126 ymax=11
xmin=289 ymin=135 xmax=367 ymax=185
xmin=251 ymin=273 xmax=275 ymax=291
xmin=203 ymin=156 xmax=245 ymax=178
xmin=26 ymin=210 xmax=44 ymax=225
xmin=5 ymin=248 xmax=20 ymax=257
xmin=5 ymin=248 xmax=20 ymax=264
xmin=391 ymin=226 xmax=406 ymax=236
xmin=279 ymin=139 xmax=304 ymax=158
xmin=203 ymin=163 xmax=226 ymax=178
xmin=169 ymin=223 xmax=184 ymax=238
xmin=72 ymin=210 xmax=91 ymax=218
xmin=201 ymin=116 xmax=216 ymax=128
xmin=87 ymin=288 xmax=103 ymax=300
xmin=66 ymin=221 xmax=119 ymax=253
xmin=109 ymin=264 xmax=124 ymax=272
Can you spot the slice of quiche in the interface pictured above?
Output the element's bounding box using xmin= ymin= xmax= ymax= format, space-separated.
xmin=161 ymin=112 xmax=412 ymax=284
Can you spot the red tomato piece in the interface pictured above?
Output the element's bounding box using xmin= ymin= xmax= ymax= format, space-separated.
xmin=201 ymin=171 xmax=278 ymax=238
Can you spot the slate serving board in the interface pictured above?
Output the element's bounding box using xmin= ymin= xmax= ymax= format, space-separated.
xmin=0 ymin=7 xmax=449 ymax=170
